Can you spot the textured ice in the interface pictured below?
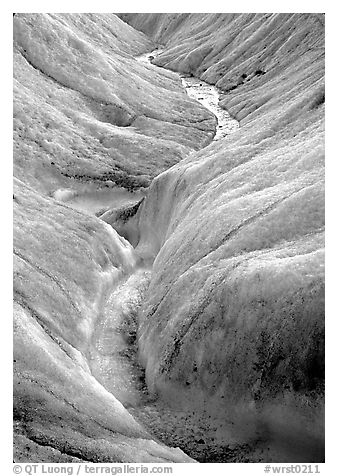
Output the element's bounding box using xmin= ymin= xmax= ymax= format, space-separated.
xmin=129 ymin=14 xmax=325 ymax=459
xmin=13 ymin=13 xmax=324 ymax=463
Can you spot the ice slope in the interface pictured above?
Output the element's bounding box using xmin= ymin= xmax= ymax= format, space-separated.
xmin=119 ymin=13 xmax=324 ymax=122
xmin=124 ymin=13 xmax=325 ymax=457
xmin=13 ymin=13 xmax=216 ymax=196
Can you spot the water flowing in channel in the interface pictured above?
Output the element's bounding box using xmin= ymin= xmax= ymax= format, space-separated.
xmin=137 ymin=48 xmax=239 ymax=141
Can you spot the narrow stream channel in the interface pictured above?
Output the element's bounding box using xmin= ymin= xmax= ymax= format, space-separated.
xmin=68 ymin=48 xmax=256 ymax=462
xmin=137 ymin=47 xmax=239 ymax=141
xmin=79 ymin=47 xmax=260 ymax=463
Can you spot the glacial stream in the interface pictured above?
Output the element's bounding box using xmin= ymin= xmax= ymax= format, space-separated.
xmin=137 ymin=48 xmax=239 ymax=140
xmin=82 ymin=49 xmax=255 ymax=462
xmin=58 ymin=47 xmax=238 ymax=216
